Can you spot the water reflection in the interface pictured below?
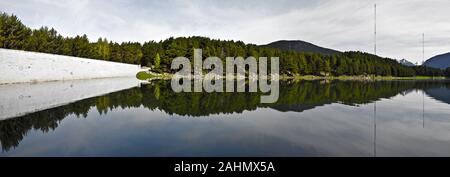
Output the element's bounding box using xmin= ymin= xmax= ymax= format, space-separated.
xmin=1 ymin=79 xmax=450 ymax=156
xmin=0 ymin=77 xmax=141 ymax=120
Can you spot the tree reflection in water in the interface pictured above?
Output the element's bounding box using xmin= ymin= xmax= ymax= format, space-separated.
xmin=0 ymin=80 xmax=449 ymax=152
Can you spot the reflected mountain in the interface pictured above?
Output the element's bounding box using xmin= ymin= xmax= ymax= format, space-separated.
xmin=0 ymin=80 xmax=449 ymax=152
xmin=425 ymin=83 xmax=450 ymax=104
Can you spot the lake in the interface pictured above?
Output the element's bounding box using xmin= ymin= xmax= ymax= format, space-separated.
xmin=1 ymin=78 xmax=450 ymax=157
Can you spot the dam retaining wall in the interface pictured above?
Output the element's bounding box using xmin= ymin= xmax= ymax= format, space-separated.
xmin=0 ymin=48 xmax=142 ymax=84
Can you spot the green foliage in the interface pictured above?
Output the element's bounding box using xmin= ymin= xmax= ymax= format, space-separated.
xmin=120 ymin=42 xmax=143 ymax=64
xmin=91 ymin=38 xmax=110 ymax=60
xmin=154 ymin=53 xmax=161 ymax=69
xmin=25 ymin=27 xmax=63 ymax=54
xmin=0 ymin=13 xmax=31 ymax=49
xmin=141 ymin=41 xmax=160 ymax=66
xmin=0 ymin=12 xmax=144 ymax=65
xmin=136 ymin=71 xmax=154 ymax=80
xmin=412 ymin=66 xmax=444 ymax=77
xmin=72 ymin=34 xmax=91 ymax=58
xmin=445 ymin=67 xmax=450 ymax=77
xmin=138 ymin=37 xmax=418 ymax=77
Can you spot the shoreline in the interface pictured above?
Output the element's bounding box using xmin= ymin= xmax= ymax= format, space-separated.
xmin=282 ymin=75 xmax=447 ymax=81
xmin=137 ymin=71 xmax=447 ymax=81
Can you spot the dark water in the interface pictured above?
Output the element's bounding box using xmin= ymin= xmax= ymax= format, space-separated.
xmin=1 ymin=80 xmax=450 ymax=157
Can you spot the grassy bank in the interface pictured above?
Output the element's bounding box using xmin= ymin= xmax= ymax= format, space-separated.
xmin=136 ymin=71 xmax=172 ymax=80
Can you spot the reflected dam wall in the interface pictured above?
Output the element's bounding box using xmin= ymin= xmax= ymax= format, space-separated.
xmin=0 ymin=77 xmax=142 ymax=120
xmin=0 ymin=48 xmax=142 ymax=84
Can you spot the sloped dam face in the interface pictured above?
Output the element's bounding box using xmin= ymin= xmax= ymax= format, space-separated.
xmin=0 ymin=48 xmax=142 ymax=84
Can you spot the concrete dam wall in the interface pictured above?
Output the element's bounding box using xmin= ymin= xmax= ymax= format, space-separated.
xmin=0 ymin=48 xmax=142 ymax=84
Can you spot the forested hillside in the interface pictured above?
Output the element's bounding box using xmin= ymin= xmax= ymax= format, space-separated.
xmin=0 ymin=12 xmax=446 ymax=77
xmin=424 ymin=52 xmax=450 ymax=69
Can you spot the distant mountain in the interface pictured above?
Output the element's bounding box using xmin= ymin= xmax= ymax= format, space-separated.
xmin=424 ymin=52 xmax=450 ymax=69
xmin=398 ymin=59 xmax=416 ymax=67
xmin=262 ymin=40 xmax=341 ymax=55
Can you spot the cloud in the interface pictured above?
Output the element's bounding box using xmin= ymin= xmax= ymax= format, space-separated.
xmin=0 ymin=0 xmax=449 ymax=63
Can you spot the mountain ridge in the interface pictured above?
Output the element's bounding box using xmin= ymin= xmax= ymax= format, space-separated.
xmin=261 ymin=40 xmax=341 ymax=56
xmin=424 ymin=52 xmax=450 ymax=69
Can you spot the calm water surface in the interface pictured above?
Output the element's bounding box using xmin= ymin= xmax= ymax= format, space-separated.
xmin=1 ymin=79 xmax=450 ymax=157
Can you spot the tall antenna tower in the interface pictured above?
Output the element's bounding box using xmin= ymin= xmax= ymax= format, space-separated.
xmin=374 ymin=4 xmax=377 ymax=55
xmin=422 ymin=33 xmax=425 ymax=64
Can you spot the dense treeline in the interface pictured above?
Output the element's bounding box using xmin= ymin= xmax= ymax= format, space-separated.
xmin=0 ymin=13 xmax=143 ymax=65
xmin=0 ymin=12 xmax=446 ymax=77
xmin=411 ymin=66 xmax=445 ymax=76
xmin=446 ymin=67 xmax=450 ymax=77
xmin=143 ymin=37 xmax=417 ymax=77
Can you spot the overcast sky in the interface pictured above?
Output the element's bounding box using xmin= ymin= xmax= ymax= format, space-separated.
xmin=1 ymin=0 xmax=449 ymax=63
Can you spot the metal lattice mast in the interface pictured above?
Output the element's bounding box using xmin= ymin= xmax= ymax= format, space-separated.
xmin=423 ymin=33 xmax=425 ymax=64
xmin=374 ymin=4 xmax=377 ymax=55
